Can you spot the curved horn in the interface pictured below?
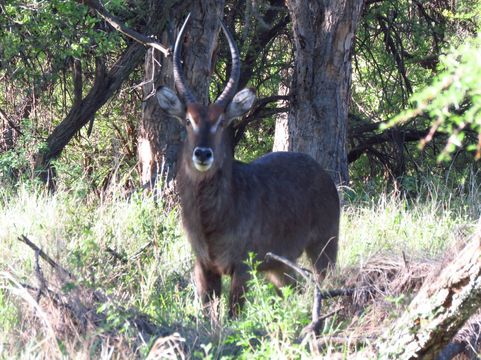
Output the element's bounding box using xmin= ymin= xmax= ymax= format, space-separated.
xmin=173 ymin=13 xmax=197 ymax=105
xmin=215 ymin=20 xmax=240 ymax=109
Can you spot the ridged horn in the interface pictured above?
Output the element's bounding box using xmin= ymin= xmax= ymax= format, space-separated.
xmin=215 ymin=20 xmax=240 ymax=109
xmin=173 ymin=13 xmax=197 ymax=105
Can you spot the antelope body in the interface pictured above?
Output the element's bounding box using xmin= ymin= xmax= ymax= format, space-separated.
xmin=156 ymin=15 xmax=340 ymax=316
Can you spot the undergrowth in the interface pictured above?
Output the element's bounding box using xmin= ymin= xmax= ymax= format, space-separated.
xmin=0 ymin=175 xmax=479 ymax=359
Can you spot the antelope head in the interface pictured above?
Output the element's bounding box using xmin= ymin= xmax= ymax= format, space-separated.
xmin=156 ymin=14 xmax=256 ymax=174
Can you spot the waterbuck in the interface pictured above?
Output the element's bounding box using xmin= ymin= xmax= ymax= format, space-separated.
xmin=156 ymin=14 xmax=340 ymax=318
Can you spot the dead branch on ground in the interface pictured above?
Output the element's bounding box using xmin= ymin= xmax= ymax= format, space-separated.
xmin=12 ymin=235 xmax=173 ymax=355
xmin=265 ymin=251 xmax=359 ymax=337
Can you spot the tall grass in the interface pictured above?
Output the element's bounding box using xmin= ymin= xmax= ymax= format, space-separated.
xmin=0 ymin=175 xmax=479 ymax=358
xmin=340 ymin=177 xmax=480 ymax=267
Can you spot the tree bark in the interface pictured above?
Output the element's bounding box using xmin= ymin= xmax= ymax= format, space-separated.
xmin=138 ymin=1 xmax=225 ymax=192
xmin=33 ymin=45 xmax=145 ymax=188
xmin=138 ymin=43 xmax=183 ymax=190
xmin=377 ymin=232 xmax=481 ymax=359
xmin=0 ymin=108 xmax=20 ymax=152
xmin=276 ymin=0 xmax=364 ymax=185
xmin=272 ymin=75 xmax=290 ymax=152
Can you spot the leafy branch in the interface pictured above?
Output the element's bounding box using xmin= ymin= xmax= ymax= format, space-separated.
xmin=383 ymin=34 xmax=481 ymax=160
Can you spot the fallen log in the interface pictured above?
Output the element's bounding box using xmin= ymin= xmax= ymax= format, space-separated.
xmin=376 ymin=231 xmax=481 ymax=359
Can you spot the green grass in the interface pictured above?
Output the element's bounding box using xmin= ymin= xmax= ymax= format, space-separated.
xmin=0 ymin=176 xmax=479 ymax=358
xmin=339 ymin=184 xmax=478 ymax=268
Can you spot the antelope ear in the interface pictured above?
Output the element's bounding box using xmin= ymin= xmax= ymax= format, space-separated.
xmin=156 ymin=86 xmax=186 ymax=122
xmin=225 ymin=88 xmax=256 ymax=124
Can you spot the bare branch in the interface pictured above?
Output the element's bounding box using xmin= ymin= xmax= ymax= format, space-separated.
xmin=130 ymin=241 xmax=154 ymax=260
xmin=267 ymin=248 xmax=360 ymax=337
xmin=234 ymin=95 xmax=289 ymax=145
xmin=0 ymin=108 xmax=23 ymax=136
xmin=265 ymin=252 xmax=313 ymax=286
xmin=265 ymin=252 xmax=358 ymax=299
xmin=79 ymin=0 xmax=171 ymax=56
xmin=34 ymin=250 xmax=47 ymax=302
xmin=72 ymin=58 xmax=82 ymax=107
xmin=18 ymin=235 xmax=74 ymax=280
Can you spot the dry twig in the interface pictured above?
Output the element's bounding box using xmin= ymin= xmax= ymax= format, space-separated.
xmin=265 ymin=252 xmax=358 ymax=337
xmin=18 ymin=235 xmax=74 ymax=279
xmin=16 ymin=234 xmax=168 ymax=350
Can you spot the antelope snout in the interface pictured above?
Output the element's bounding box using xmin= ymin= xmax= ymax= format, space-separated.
xmin=192 ymin=147 xmax=214 ymax=172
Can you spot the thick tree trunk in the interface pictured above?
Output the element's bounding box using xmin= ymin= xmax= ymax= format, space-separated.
xmin=138 ymin=1 xmax=225 ymax=192
xmin=377 ymin=232 xmax=481 ymax=359
xmin=275 ymin=0 xmax=363 ymax=185
xmin=139 ymin=44 xmax=183 ymax=190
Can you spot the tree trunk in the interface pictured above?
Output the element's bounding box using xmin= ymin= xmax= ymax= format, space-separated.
xmin=138 ymin=1 xmax=225 ymax=192
xmin=272 ymin=75 xmax=290 ymax=152
xmin=33 ymin=1 xmax=173 ymax=189
xmin=275 ymin=0 xmax=364 ymax=185
xmin=33 ymin=46 xmax=145 ymax=188
xmin=138 ymin=43 xmax=183 ymax=190
xmin=0 ymin=108 xmax=19 ymax=153
xmin=377 ymin=232 xmax=481 ymax=359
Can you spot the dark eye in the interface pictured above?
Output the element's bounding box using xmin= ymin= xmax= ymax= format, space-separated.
xmin=186 ymin=118 xmax=191 ymax=127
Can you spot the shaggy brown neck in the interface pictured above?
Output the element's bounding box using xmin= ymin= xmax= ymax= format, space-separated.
xmin=178 ymin=153 xmax=235 ymax=235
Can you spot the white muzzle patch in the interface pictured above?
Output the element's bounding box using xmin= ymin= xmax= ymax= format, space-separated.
xmin=192 ymin=147 xmax=214 ymax=172
xmin=192 ymin=158 xmax=214 ymax=172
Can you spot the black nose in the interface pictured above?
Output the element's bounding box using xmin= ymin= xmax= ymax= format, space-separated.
xmin=193 ymin=147 xmax=213 ymax=163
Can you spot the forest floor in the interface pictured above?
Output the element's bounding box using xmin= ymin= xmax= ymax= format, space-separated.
xmin=0 ymin=176 xmax=480 ymax=359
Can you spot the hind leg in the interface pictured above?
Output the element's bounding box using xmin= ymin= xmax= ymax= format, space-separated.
xmin=228 ymin=263 xmax=251 ymax=318
xmin=305 ymin=235 xmax=338 ymax=283
xmin=266 ymin=264 xmax=297 ymax=295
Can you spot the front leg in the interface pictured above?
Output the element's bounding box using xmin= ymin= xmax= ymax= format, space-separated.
xmin=228 ymin=264 xmax=251 ymax=318
xmin=194 ymin=261 xmax=221 ymax=313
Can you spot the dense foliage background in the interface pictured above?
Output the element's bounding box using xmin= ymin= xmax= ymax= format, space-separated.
xmin=0 ymin=0 xmax=479 ymax=193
